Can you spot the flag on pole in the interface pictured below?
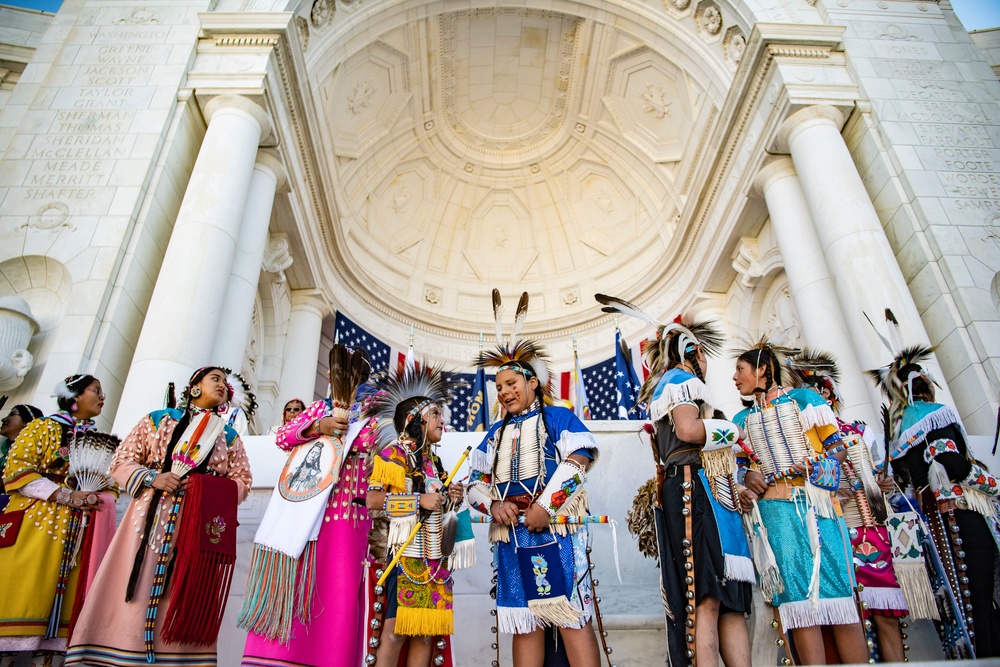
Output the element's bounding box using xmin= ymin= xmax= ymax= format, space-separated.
xmin=466 ymin=366 xmax=491 ymax=432
xmin=615 ymin=328 xmax=646 ymax=420
xmin=572 ymin=334 xmax=591 ymax=420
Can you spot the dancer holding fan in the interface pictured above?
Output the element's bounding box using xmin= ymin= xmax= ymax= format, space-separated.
xmin=67 ymin=367 xmax=252 ymax=667
xmin=240 ymin=344 xmax=378 ymax=667
xmin=0 ymin=375 xmax=111 ymax=667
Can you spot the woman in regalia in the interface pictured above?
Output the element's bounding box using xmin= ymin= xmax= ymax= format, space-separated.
xmin=466 ymin=291 xmax=601 ymax=667
xmin=239 ymin=346 xmax=378 ymax=667
xmin=731 ymin=343 xmax=867 ymax=665
xmin=642 ymin=315 xmax=755 ymax=665
xmin=364 ymin=362 xmax=465 ymax=667
xmin=0 ymin=403 xmax=44 ymax=511
xmin=0 ymin=375 xmax=107 ymax=666
xmin=67 ymin=367 xmax=252 ymax=666
xmin=869 ymin=345 xmax=1000 ymax=658
xmin=793 ymin=352 xmax=908 ymax=663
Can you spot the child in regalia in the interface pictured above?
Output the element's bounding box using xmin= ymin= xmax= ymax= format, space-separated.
xmin=466 ymin=291 xmax=601 ymax=666
xmin=365 ymin=362 xmax=466 ymax=667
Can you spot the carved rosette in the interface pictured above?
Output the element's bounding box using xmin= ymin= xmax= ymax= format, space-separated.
xmin=695 ymin=1 xmax=723 ymax=40
xmin=310 ymin=0 xmax=333 ymax=28
xmin=0 ymin=296 xmax=39 ymax=391
xmin=723 ymin=26 xmax=746 ymax=70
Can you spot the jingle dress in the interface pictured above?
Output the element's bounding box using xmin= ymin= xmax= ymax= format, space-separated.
xmin=0 ymin=414 xmax=103 ymax=653
xmin=467 ymin=404 xmax=598 ymax=634
xmin=66 ymin=408 xmax=251 ymax=666
xmin=241 ymin=398 xmax=377 ymax=667
xmin=889 ymin=400 xmax=1000 ymax=657
xmin=368 ymin=436 xmax=454 ymax=637
xmin=650 ymin=369 xmax=753 ymax=664
xmin=733 ymin=389 xmax=858 ymax=632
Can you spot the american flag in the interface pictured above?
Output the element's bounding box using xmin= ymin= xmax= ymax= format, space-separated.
xmin=333 ymin=312 xmax=392 ymax=371
xmin=446 ymin=371 xmax=495 ymax=432
xmin=581 ymin=357 xmax=618 ymax=420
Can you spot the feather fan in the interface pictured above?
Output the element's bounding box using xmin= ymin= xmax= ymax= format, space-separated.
xmin=69 ymin=431 xmax=120 ymax=493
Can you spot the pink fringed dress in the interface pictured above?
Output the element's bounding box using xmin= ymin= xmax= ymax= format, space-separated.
xmin=241 ymin=399 xmax=376 ymax=667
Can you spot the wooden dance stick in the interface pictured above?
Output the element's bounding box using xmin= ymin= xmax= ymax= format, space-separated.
xmin=376 ymin=445 xmax=472 ymax=587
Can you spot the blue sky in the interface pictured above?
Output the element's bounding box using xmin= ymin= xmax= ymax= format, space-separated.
xmin=1 ymin=1 xmax=999 ymax=32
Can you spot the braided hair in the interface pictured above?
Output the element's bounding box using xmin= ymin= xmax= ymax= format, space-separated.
xmin=393 ymin=395 xmax=434 ymax=492
xmin=666 ymin=334 xmax=706 ymax=384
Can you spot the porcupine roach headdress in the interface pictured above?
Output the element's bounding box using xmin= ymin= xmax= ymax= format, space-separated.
xmin=863 ymin=308 xmax=937 ymax=413
xmin=368 ymin=362 xmax=462 ymax=454
xmin=594 ymin=294 xmax=724 ymax=405
xmin=475 ymin=289 xmax=553 ymax=397
xmin=786 ymin=348 xmax=842 ymax=413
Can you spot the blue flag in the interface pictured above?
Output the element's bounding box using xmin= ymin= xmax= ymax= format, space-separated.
xmin=615 ymin=329 xmax=646 ymax=420
xmin=466 ymin=367 xmax=491 ymax=432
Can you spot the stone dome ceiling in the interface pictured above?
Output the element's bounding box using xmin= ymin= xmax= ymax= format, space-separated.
xmin=300 ymin=1 xmax=740 ymax=348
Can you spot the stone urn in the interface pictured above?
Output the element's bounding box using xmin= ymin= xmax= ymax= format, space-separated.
xmin=0 ymin=296 xmax=39 ymax=391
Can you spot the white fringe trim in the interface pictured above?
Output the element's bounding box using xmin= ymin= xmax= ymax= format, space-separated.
xmin=388 ymin=514 xmax=417 ymax=547
xmin=893 ymin=561 xmax=939 ymax=621
xmin=497 ymin=606 xmax=544 ymax=634
xmin=649 ymin=377 xmax=712 ymax=422
xmin=892 ymin=405 xmax=962 ymax=457
xmin=859 ymin=586 xmax=908 ymax=612
xmin=469 ymin=445 xmax=494 ymax=473
xmin=724 ymin=554 xmax=756 ymax=584
xmin=555 ymin=429 xmax=599 ymax=466
xmin=448 ymin=539 xmax=476 ymax=571
xmin=960 ymin=484 xmax=1000 ymax=520
xmin=777 ymin=596 xmax=859 ymax=631
xmin=797 ymin=402 xmax=838 ymax=431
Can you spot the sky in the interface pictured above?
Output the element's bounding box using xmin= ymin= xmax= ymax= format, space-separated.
xmin=2 ymin=0 xmax=1000 ymax=30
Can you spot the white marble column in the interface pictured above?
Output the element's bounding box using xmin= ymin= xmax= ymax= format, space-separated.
xmin=777 ymin=105 xmax=954 ymax=408
xmin=212 ymin=151 xmax=287 ymax=370
xmin=277 ymin=292 xmax=328 ymax=406
xmin=115 ymin=95 xmax=271 ymax=432
xmin=753 ymin=158 xmax=878 ymax=424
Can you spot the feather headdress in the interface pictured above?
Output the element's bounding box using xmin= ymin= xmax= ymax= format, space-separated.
xmin=475 ymin=289 xmax=552 ymax=393
xmin=787 ymin=348 xmax=842 ymax=412
xmin=594 ymin=294 xmax=724 ymax=403
xmin=226 ymin=371 xmax=258 ymax=417
xmin=368 ymin=362 xmax=463 ymax=452
xmin=864 ymin=308 xmax=937 ymax=411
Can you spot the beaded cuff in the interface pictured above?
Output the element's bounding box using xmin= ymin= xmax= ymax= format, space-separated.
xmin=384 ymin=493 xmax=419 ymax=518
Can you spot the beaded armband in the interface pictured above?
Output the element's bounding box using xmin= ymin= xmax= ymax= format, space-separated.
xmin=963 ymin=463 xmax=999 ymax=497
xmin=536 ymin=459 xmax=587 ymax=517
xmin=384 ymin=493 xmax=419 ymax=518
xmin=924 ymin=438 xmax=960 ymax=462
